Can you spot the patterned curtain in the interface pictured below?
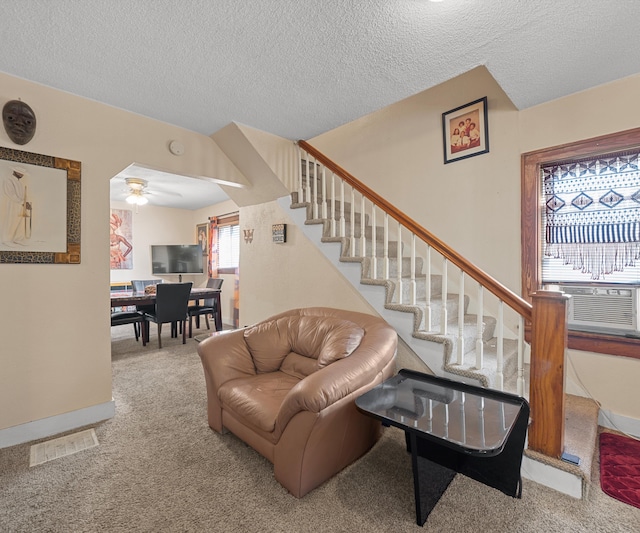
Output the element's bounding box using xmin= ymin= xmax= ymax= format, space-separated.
xmin=543 ymin=150 xmax=640 ymax=280
xmin=208 ymin=216 xmax=218 ymax=278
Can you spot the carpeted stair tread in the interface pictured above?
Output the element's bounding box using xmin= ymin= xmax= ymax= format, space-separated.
xmin=525 ymin=394 xmax=600 ymax=494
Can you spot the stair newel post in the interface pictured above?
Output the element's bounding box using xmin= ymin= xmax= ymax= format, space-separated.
xmin=396 ymin=221 xmax=403 ymax=304
xmin=517 ymin=315 xmax=525 ymax=396
xmin=475 ymin=285 xmax=484 ymax=371
xmin=383 ymin=213 xmax=390 ymax=280
xmin=370 ymin=205 xmax=377 ymax=280
xmin=339 ymin=180 xmax=346 ymax=239
xmin=528 ymin=290 xmax=570 ymax=458
xmin=495 ymin=300 xmax=504 ymax=390
xmin=440 ymin=257 xmax=448 ymax=335
xmin=410 ymin=233 xmax=417 ymax=305
xmin=360 ymin=194 xmax=366 ymax=257
xmin=457 ymin=270 xmax=465 ymax=365
xmin=424 ymin=246 xmax=432 ymax=331
xmin=321 ymin=166 xmax=327 ymax=220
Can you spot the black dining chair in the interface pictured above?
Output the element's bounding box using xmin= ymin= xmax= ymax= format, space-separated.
xmin=188 ymin=278 xmax=224 ymax=338
xmin=143 ymin=282 xmax=193 ymax=348
xmin=132 ymin=279 xmax=163 ymax=314
xmin=110 ymin=310 xmax=148 ymax=346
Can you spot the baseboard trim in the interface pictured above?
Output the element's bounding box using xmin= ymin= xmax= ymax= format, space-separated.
xmin=521 ymin=455 xmax=583 ymax=499
xmin=0 ymin=400 xmax=115 ymax=449
xmin=598 ymin=409 xmax=640 ymax=438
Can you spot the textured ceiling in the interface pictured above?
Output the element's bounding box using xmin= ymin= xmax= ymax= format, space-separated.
xmin=3 ymin=1 xmax=640 ymax=208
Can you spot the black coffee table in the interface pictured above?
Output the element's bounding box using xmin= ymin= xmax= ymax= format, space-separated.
xmin=356 ymin=369 xmax=530 ymax=526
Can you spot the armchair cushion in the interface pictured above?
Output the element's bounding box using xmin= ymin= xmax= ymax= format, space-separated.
xmin=243 ymin=315 xmax=364 ymax=373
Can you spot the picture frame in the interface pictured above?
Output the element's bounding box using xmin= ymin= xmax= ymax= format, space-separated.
xmin=196 ymin=223 xmax=208 ymax=256
xmin=0 ymin=146 xmax=81 ymax=264
xmin=272 ymin=223 xmax=286 ymax=244
xmin=442 ymin=96 xmax=489 ymax=164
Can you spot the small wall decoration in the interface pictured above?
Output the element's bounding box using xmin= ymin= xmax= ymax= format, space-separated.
xmin=272 ymin=223 xmax=287 ymax=244
xmin=3 ymin=99 xmax=37 ymax=145
xmin=0 ymin=146 xmax=80 ymax=264
xmin=243 ymin=228 xmax=254 ymax=244
xmin=442 ymin=96 xmax=489 ymax=164
xmin=110 ymin=209 xmax=133 ymax=270
xmin=196 ymin=223 xmax=208 ymax=255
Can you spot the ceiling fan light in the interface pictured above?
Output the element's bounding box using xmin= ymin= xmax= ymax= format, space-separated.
xmin=137 ymin=195 xmax=148 ymax=205
xmin=126 ymin=194 xmax=138 ymax=204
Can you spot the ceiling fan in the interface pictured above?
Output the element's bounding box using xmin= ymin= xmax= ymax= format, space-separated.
xmin=124 ymin=177 xmax=149 ymax=205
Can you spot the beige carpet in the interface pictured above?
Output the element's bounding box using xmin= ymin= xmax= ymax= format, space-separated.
xmin=0 ymin=324 xmax=638 ymax=532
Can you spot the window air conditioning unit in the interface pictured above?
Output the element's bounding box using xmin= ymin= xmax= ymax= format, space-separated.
xmin=560 ymin=285 xmax=639 ymax=336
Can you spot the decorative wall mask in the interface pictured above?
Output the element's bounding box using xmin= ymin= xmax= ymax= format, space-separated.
xmin=3 ymin=100 xmax=37 ymax=145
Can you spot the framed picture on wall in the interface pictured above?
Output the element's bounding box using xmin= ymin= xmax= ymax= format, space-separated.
xmin=196 ymin=223 xmax=208 ymax=256
xmin=442 ymin=96 xmax=489 ymax=164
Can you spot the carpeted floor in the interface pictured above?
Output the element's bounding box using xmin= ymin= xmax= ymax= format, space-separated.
xmin=0 ymin=324 xmax=639 ymax=532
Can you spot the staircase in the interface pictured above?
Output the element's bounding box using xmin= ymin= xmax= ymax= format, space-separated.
xmin=284 ymin=192 xmax=522 ymax=392
xmin=264 ymin=140 xmax=602 ymax=499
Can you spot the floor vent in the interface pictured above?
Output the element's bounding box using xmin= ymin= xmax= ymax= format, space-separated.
xmin=29 ymin=429 xmax=99 ymax=467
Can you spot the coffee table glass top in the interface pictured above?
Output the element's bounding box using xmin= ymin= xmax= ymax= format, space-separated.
xmin=356 ymin=370 xmax=523 ymax=453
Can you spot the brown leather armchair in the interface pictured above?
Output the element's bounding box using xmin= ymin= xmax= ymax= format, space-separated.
xmin=197 ymin=307 xmax=397 ymax=497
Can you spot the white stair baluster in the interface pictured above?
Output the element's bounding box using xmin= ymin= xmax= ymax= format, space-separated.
xmin=475 ymin=285 xmax=484 ymax=369
xmin=383 ymin=213 xmax=390 ymax=280
xmin=517 ymin=315 xmax=525 ymax=396
xmin=410 ymin=234 xmax=417 ymax=305
xmin=305 ymin=156 xmax=311 ymax=204
xmin=424 ymin=246 xmax=432 ymax=331
xmin=457 ymin=270 xmax=465 ymax=365
xmin=297 ymin=145 xmax=304 ymax=203
xmin=330 ymin=173 xmax=336 ymax=237
xmin=360 ymin=195 xmax=366 ymax=257
xmin=441 ymin=257 xmax=448 ymax=335
xmin=396 ymin=222 xmax=403 ymax=304
xmin=312 ymin=158 xmax=318 ymax=219
xmin=321 ymin=166 xmax=327 ymax=219
xmin=339 ymin=180 xmax=346 ymax=238
xmin=370 ymin=205 xmax=377 ymax=280
xmin=350 ymin=188 xmax=356 ymax=257
xmin=495 ymin=301 xmax=504 ymax=390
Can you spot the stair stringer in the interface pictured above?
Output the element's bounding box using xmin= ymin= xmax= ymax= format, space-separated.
xmin=279 ymin=195 xmax=486 ymax=386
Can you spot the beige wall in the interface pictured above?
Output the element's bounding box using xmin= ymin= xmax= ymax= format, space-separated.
xmin=238 ymin=200 xmax=375 ymax=326
xmin=308 ymin=66 xmax=640 ymax=421
xmin=0 ymin=72 xmax=245 ymax=432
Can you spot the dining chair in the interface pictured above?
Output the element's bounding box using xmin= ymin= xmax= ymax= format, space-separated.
xmin=188 ymin=278 xmax=223 ymax=338
xmin=132 ymin=279 xmax=163 ymax=314
xmin=110 ymin=310 xmax=148 ymax=346
xmin=144 ymin=282 xmax=193 ymax=348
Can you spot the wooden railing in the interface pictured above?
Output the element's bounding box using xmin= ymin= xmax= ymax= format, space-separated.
xmin=297 ymin=140 xmax=569 ymax=459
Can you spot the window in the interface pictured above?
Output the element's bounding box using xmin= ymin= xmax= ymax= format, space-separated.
xmin=522 ymin=128 xmax=640 ymax=359
xmin=217 ymin=223 xmax=239 ymax=272
xmin=540 ymin=150 xmax=640 ymax=284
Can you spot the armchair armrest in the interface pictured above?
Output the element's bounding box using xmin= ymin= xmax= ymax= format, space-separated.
xmin=274 ymin=338 xmax=394 ymax=435
xmin=197 ymin=329 xmax=256 ymax=392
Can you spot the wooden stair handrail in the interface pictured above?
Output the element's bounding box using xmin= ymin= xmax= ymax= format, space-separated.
xmin=299 ymin=140 xmax=532 ymax=321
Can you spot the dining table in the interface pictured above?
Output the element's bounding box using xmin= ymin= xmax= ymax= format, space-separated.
xmin=110 ymin=287 xmax=222 ymax=332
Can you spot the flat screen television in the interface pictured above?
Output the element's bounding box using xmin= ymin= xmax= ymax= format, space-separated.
xmin=151 ymin=244 xmax=204 ymax=275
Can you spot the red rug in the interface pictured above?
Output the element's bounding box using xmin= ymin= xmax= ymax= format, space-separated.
xmin=599 ymin=432 xmax=640 ymax=509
